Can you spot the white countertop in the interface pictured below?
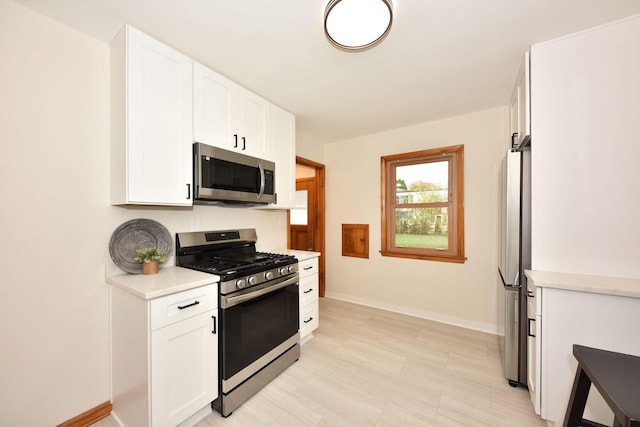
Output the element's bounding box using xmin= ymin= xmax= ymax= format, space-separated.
xmin=106 ymin=265 xmax=219 ymax=300
xmin=525 ymin=269 xmax=640 ymax=299
xmin=279 ymin=249 xmax=321 ymax=261
xmin=106 ymin=250 xmax=319 ymax=299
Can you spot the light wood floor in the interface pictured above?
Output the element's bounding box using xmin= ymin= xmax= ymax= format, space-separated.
xmin=94 ymin=297 xmax=546 ymax=427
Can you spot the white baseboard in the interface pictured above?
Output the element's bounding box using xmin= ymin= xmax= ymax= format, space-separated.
xmin=110 ymin=411 xmax=125 ymax=427
xmin=323 ymin=292 xmax=497 ymax=335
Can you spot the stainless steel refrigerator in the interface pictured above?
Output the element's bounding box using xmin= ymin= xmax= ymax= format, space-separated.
xmin=497 ymin=145 xmax=531 ymax=387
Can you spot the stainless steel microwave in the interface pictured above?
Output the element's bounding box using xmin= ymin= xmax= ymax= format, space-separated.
xmin=193 ymin=143 xmax=276 ymax=205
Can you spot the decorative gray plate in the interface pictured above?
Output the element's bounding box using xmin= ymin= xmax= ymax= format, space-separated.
xmin=109 ymin=219 xmax=173 ymax=274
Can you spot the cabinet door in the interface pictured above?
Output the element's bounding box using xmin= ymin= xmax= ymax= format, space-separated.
xmin=263 ymin=104 xmax=295 ymax=208
xmin=235 ymin=87 xmax=270 ymax=158
xmin=518 ymin=52 xmax=531 ymax=143
xmin=151 ymin=310 xmax=218 ymax=427
xmin=510 ymin=52 xmax=530 ymax=148
xmin=526 ymin=287 xmax=540 ymax=414
xmin=127 ymin=26 xmax=193 ymax=205
xmin=509 ymin=83 xmax=519 ymax=146
xmin=193 ymin=62 xmax=235 ymax=149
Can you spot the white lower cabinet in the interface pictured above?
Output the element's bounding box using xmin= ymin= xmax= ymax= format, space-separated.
xmin=111 ymin=284 xmax=218 ymax=427
xmin=298 ymin=257 xmax=319 ymax=343
xmin=526 ymin=282 xmax=540 ymax=415
xmin=525 ymin=271 xmax=640 ymax=427
xmin=151 ymin=311 xmax=217 ymax=427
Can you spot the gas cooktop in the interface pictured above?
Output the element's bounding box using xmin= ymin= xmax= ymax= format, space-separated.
xmin=175 ymin=229 xmax=296 ymax=282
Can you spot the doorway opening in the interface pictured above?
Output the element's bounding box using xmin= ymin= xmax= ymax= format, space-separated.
xmin=288 ymin=156 xmax=326 ymax=297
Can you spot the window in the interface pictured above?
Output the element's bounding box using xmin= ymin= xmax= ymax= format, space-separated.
xmin=381 ymin=145 xmax=465 ymax=263
xmin=290 ymin=189 xmax=308 ymax=225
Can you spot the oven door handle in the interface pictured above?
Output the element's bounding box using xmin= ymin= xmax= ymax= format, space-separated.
xmin=222 ymin=275 xmax=298 ymax=309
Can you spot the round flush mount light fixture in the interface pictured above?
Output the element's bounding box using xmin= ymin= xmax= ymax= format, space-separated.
xmin=324 ymin=0 xmax=394 ymax=51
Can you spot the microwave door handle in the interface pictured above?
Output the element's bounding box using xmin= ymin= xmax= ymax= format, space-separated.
xmin=258 ymin=162 xmax=265 ymax=198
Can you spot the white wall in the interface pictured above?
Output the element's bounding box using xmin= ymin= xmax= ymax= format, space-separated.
xmin=0 ymin=1 xmax=286 ymax=425
xmin=531 ymin=15 xmax=640 ymax=278
xmin=324 ymin=107 xmax=509 ymax=333
xmin=295 ymin=133 xmax=325 ymax=163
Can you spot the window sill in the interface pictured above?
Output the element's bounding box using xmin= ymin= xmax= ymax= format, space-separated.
xmin=380 ymin=251 xmax=466 ymax=264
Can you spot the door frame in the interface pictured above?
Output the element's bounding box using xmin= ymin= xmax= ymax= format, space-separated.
xmin=288 ymin=156 xmax=326 ymax=297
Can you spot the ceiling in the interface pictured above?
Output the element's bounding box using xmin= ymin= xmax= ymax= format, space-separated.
xmin=13 ymin=0 xmax=640 ymax=145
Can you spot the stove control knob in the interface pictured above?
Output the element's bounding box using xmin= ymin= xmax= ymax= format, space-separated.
xmin=248 ymin=276 xmax=257 ymax=286
xmin=287 ymin=265 xmax=295 ymax=273
xmin=265 ymin=271 xmax=274 ymax=281
xmin=279 ymin=267 xmax=287 ymax=276
xmin=235 ymin=279 xmax=246 ymax=289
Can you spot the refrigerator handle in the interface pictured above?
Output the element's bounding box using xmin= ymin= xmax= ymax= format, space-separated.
xmin=514 ymin=272 xmax=519 ymax=287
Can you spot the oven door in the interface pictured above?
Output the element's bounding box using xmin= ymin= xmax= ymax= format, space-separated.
xmin=220 ymin=274 xmax=299 ymax=392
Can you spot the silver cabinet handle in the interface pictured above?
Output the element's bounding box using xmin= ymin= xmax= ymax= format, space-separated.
xmin=186 ymin=183 xmax=191 ymax=200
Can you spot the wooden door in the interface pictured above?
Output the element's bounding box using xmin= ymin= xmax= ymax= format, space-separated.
xmin=290 ymin=177 xmax=315 ymax=251
xmin=288 ymin=157 xmax=326 ymax=297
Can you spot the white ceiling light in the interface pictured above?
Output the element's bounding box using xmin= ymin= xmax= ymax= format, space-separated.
xmin=324 ymin=0 xmax=394 ymax=51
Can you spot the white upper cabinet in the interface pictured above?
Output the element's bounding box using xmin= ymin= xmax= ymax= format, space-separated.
xmin=236 ymin=87 xmax=270 ymax=159
xmin=193 ymin=63 xmax=234 ymax=150
xmin=193 ymin=62 xmax=269 ymax=159
xmin=531 ymin=15 xmax=640 ymax=277
xmin=510 ymin=52 xmax=531 ymax=148
xmin=110 ymin=26 xmax=295 ymax=207
xmin=261 ymin=104 xmax=296 ymax=209
xmin=111 ymin=25 xmax=193 ymax=206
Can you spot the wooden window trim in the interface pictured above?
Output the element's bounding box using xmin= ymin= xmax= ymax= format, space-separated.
xmin=381 ymin=145 xmax=465 ymax=263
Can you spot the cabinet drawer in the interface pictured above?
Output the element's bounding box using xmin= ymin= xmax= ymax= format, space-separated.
xmin=299 ymin=275 xmax=318 ymax=307
xmin=150 ymin=284 xmax=218 ymax=331
xmin=300 ymin=300 xmax=319 ymax=334
xmin=298 ymin=258 xmax=318 ymax=278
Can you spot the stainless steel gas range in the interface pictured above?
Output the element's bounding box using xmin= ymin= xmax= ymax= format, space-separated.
xmin=175 ymin=229 xmax=300 ymax=417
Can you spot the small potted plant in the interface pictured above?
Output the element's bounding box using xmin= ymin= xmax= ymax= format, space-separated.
xmin=134 ymin=247 xmax=168 ymax=275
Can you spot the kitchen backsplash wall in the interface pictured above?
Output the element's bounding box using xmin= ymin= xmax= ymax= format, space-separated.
xmin=0 ymin=1 xmax=286 ymax=426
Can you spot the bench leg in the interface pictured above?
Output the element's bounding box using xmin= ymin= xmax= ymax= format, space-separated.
xmin=563 ymin=366 xmax=592 ymax=427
